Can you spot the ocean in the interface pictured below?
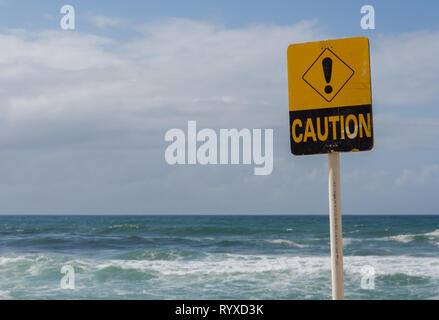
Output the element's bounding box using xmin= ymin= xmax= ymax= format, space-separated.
xmin=0 ymin=215 xmax=438 ymax=300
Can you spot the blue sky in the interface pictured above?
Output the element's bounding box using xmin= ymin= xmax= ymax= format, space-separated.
xmin=0 ymin=1 xmax=438 ymax=214
xmin=2 ymin=1 xmax=439 ymax=35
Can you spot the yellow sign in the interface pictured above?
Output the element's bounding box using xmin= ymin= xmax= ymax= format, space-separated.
xmin=302 ymin=48 xmax=354 ymax=102
xmin=287 ymin=37 xmax=373 ymax=155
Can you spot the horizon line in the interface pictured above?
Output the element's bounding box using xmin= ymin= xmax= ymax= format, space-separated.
xmin=0 ymin=213 xmax=438 ymax=216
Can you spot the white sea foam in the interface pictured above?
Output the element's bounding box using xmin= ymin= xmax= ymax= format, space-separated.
xmin=376 ymin=229 xmax=439 ymax=243
xmin=108 ymin=224 xmax=140 ymax=230
xmin=381 ymin=234 xmax=414 ymax=243
xmin=0 ymin=290 xmax=11 ymax=299
xmin=265 ymin=239 xmax=308 ymax=248
xmin=0 ymin=255 xmax=48 ymax=267
xmin=424 ymin=229 xmax=439 ymax=237
xmin=185 ymin=237 xmax=215 ymax=242
xmin=2 ymin=253 xmax=439 ymax=299
xmin=2 ymin=252 xmax=439 ymax=280
xmin=88 ymin=254 xmax=439 ymax=280
xmin=94 ymin=254 xmax=306 ymax=276
xmin=0 ymin=256 xmax=26 ymax=265
xmin=342 ymin=238 xmax=364 ymax=247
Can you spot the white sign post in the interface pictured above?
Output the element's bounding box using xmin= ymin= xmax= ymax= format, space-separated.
xmin=328 ymin=152 xmax=344 ymax=300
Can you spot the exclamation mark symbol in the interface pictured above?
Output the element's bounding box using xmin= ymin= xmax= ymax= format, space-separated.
xmin=322 ymin=57 xmax=333 ymax=94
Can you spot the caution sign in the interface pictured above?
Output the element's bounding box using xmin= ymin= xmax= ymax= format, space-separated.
xmin=287 ymin=37 xmax=373 ymax=155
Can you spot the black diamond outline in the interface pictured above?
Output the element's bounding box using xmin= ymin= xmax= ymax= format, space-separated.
xmin=302 ymin=48 xmax=355 ymax=103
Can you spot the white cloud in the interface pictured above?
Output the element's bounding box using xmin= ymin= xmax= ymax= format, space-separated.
xmin=395 ymin=164 xmax=439 ymax=187
xmin=0 ymin=18 xmax=438 ymax=213
xmin=0 ymin=19 xmax=326 ymax=150
xmin=90 ymin=15 xmax=122 ymax=29
xmin=373 ymin=113 xmax=439 ymax=151
xmin=373 ymin=30 xmax=439 ymax=105
xmin=0 ymin=19 xmax=329 ymax=212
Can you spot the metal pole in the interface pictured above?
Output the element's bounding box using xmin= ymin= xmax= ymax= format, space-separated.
xmin=328 ymin=152 xmax=344 ymax=300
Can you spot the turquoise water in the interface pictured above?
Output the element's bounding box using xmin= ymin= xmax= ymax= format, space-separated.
xmin=0 ymin=215 xmax=438 ymax=299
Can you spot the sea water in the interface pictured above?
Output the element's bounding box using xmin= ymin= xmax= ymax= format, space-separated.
xmin=0 ymin=215 xmax=438 ymax=299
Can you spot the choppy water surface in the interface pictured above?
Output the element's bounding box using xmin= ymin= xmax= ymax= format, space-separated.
xmin=0 ymin=215 xmax=438 ymax=299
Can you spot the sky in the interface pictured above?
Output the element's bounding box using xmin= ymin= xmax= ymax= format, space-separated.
xmin=0 ymin=0 xmax=438 ymax=214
